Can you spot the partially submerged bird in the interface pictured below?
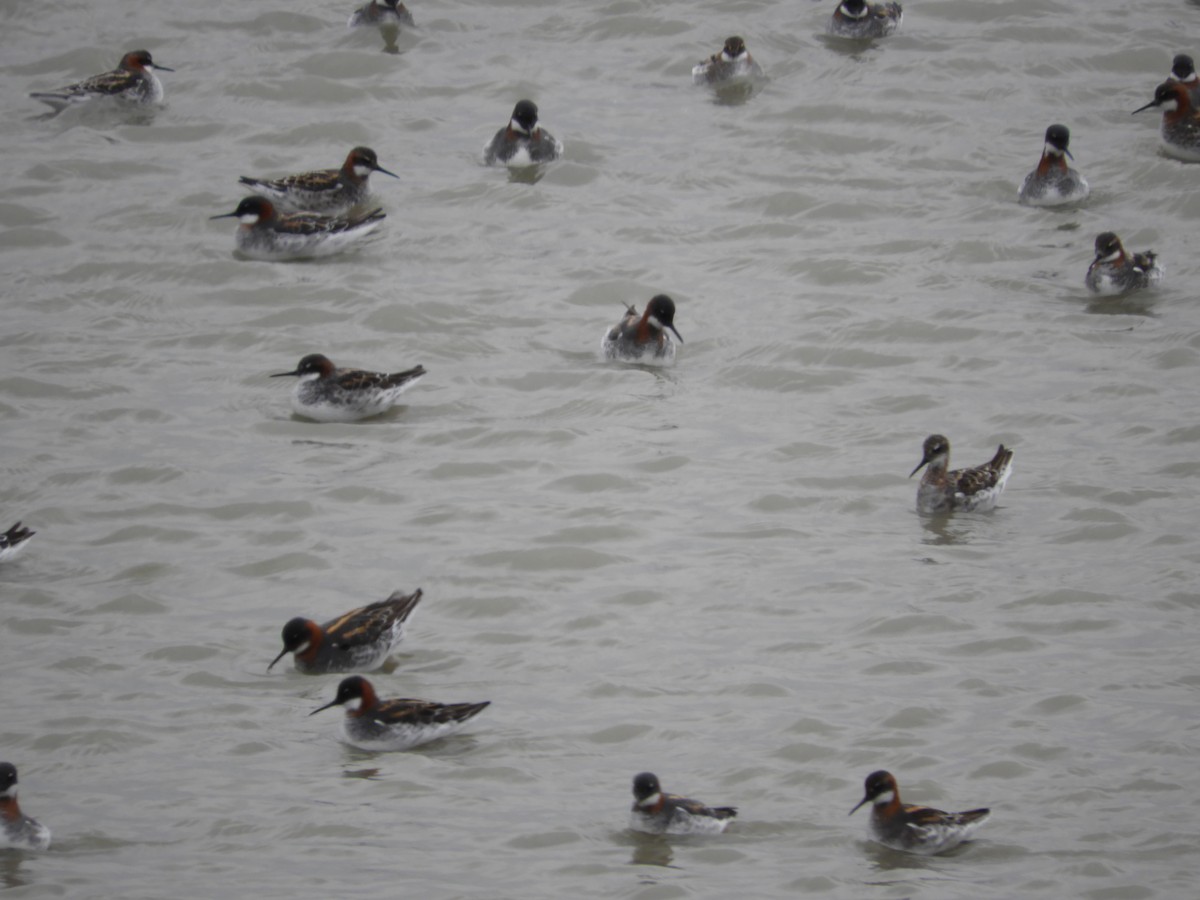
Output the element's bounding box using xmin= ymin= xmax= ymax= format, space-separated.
xmin=30 ymin=49 xmax=173 ymax=111
xmin=483 ymin=100 xmax=563 ymax=166
xmin=268 ymin=589 xmax=423 ymax=674
xmin=1017 ymin=124 xmax=1089 ymax=207
xmin=271 ymin=353 xmax=426 ymax=422
xmin=629 ymin=772 xmax=737 ymax=835
xmin=309 ymin=675 xmax=490 ymax=751
xmin=692 ymin=36 xmax=763 ymax=85
xmin=909 ymin=434 xmax=1013 ymax=514
xmin=850 ymin=770 xmax=990 ymax=855
xmin=210 ymin=197 xmax=386 ymax=261
xmin=827 ymin=0 xmax=903 ymax=39
xmin=601 ymin=294 xmax=683 ymax=364
xmin=1084 ymin=232 xmax=1162 ymax=296
xmin=237 ymin=147 xmax=398 ymax=215
xmin=0 ymin=762 xmax=51 ymax=852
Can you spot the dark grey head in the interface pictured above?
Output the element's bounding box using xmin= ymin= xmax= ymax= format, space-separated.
xmin=632 ymin=772 xmax=662 ymax=802
xmin=0 ymin=762 xmax=17 ymax=795
xmin=723 ymin=36 xmax=747 ymax=59
xmin=210 ymin=196 xmax=277 ymax=223
xmin=347 ymin=146 xmax=398 ymax=179
xmin=645 ymin=294 xmax=683 ymax=343
xmin=267 ymin=617 xmax=315 ymax=670
xmin=309 ymin=675 xmax=370 ymax=716
xmin=1171 ymin=53 xmax=1196 ymax=81
xmin=1132 ymin=81 xmax=1182 ymax=115
xmin=849 ymin=769 xmax=897 ymax=815
xmin=271 ymin=354 xmax=334 ymax=379
xmin=511 ymin=100 xmax=539 ymax=134
xmin=1093 ymin=231 xmax=1123 ymax=262
xmin=1043 ymin=123 xmax=1072 ymax=158
xmin=910 ymin=434 xmax=949 ymax=477
xmin=840 ymin=0 xmax=869 ymax=16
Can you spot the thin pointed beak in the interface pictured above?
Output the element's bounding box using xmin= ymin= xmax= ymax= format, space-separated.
xmin=266 ymin=648 xmax=289 ymax=671
xmin=309 ymin=699 xmax=341 ymax=716
xmin=909 ymin=459 xmax=929 ymax=478
xmin=1131 ymin=100 xmax=1158 ymax=115
xmin=271 ymin=369 xmax=301 ymax=378
xmin=1063 ymin=147 xmax=1074 ymax=161
xmin=374 ymin=165 xmax=399 ymax=179
xmin=210 ymin=211 xmax=238 ymax=220
xmin=153 ymin=64 xmax=175 ymax=72
xmin=668 ymin=325 xmax=684 ymax=344
xmin=849 ymin=796 xmax=870 ymax=816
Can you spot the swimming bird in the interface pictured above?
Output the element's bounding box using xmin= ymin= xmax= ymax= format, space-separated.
xmin=850 ymin=770 xmax=990 ymax=855
xmin=601 ymin=294 xmax=683 ymax=364
xmin=909 ymin=434 xmax=1013 ymax=514
xmin=827 ymin=0 xmax=903 ymax=39
xmin=210 ymin=196 xmax=385 ymax=261
xmin=268 ymin=589 xmax=423 ymax=674
xmin=692 ymin=36 xmax=763 ymax=85
xmin=629 ymin=772 xmax=737 ymax=835
xmin=238 ymin=147 xmax=398 ymax=215
xmin=1084 ymin=232 xmax=1162 ymax=296
xmin=271 ymin=353 xmax=426 ymax=422
xmin=348 ymin=0 xmax=415 ymax=28
xmin=0 ymin=522 xmax=35 ymax=563
xmin=1132 ymin=80 xmax=1200 ymax=162
xmin=30 ymin=49 xmax=172 ymax=111
xmin=1018 ymin=124 xmax=1089 ymax=206
xmin=0 ymin=763 xmax=51 ymax=852
xmin=483 ymin=100 xmax=563 ymax=166
xmin=309 ymin=675 xmax=490 ymax=751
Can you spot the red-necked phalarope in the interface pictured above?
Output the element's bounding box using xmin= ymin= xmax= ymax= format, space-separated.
xmin=1133 ymin=80 xmax=1200 ymax=162
xmin=827 ymin=0 xmax=903 ymax=39
xmin=0 ymin=763 xmax=51 ymax=852
xmin=210 ymin=196 xmax=385 ymax=261
xmin=30 ymin=49 xmax=172 ymax=111
xmin=1018 ymin=124 xmax=1089 ymax=207
xmin=602 ymin=294 xmax=683 ymax=364
xmin=348 ymin=0 xmax=415 ymax=28
xmin=1169 ymin=53 xmax=1200 ymax=106
xmin=269 ymin=589 xmax=422 ymax=674
xmin=629 ymin=772 xmax=737 ymax=835
xmin=692 ymin=36 xmax=764 ymax=85
xmin=910 ymin=434 xmax=1013 ymax=514
xmin=483 ymin=100 xmax=563 ymax=167
xmin=0 ymin=522 xmax=35 ymax=563
xmin=850 ymin=770 xmax=990 ymax=855
xmin=1084 ymin=231 xmax=1163 ymax=296
xmin=309 ymin=676 xmax=490 ymax=752
xmin=238 ymin=147 xmax=398 ymax=215
xmin=271 ymin=353 xmax=426 ymax=422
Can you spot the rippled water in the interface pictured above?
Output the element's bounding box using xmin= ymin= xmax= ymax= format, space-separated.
xmin=3 ymin=0 xmax=1200 ymax=897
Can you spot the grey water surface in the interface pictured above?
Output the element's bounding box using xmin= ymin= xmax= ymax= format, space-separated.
xmin=2 ymin=0 xmax=1199 ymax=897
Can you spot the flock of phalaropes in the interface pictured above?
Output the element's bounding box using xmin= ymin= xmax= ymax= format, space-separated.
xmin=7 ymin=0 xmax=1196 ymax=859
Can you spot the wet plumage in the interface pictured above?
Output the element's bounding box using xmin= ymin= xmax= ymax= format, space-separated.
xmin=1132 ymin=80 xmax=1200 ymax=162
xmin=271 ymin=353 xmax=426 ymax=422
xmin=0 ymin=763 xmax=51 ymax=852
xmin=30 ymin=49 xmax=172 ymax=111
xmin=238 ymin=147 xmax=397 ymax=215
xmin=268 ymin=589 xmax=423 ymax=674
xmin=348 ymin=0 xmax=415 ymax=28
xmin=210 ymin=196 xmax=386 ymax=261
xmin=828 ymin=0 xmax=903 ymax=39
xmin=483 ymin=100 xmax=563 ymax=166
xmin=1018 ymin=124 xmax=1089 ymax=207
xmin=850 ymin=770 xmax=990 ymax=855
xmin=629 ymin=772 xmax=737 ymax=835
xmin=601 ymin=294 xmax=683 ymax=364
xmin=0 ymin=522 xmax=35 ymax=563
xmin=309 ymin=675 xmax=490 ymax=752
xmin=692 ymin=36 xmax=763 ymax=85
xmin=909 ymin=434 xmax=1013 ymax=514
xmin=1084 ymin=232 xmax=1162 ymax=296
